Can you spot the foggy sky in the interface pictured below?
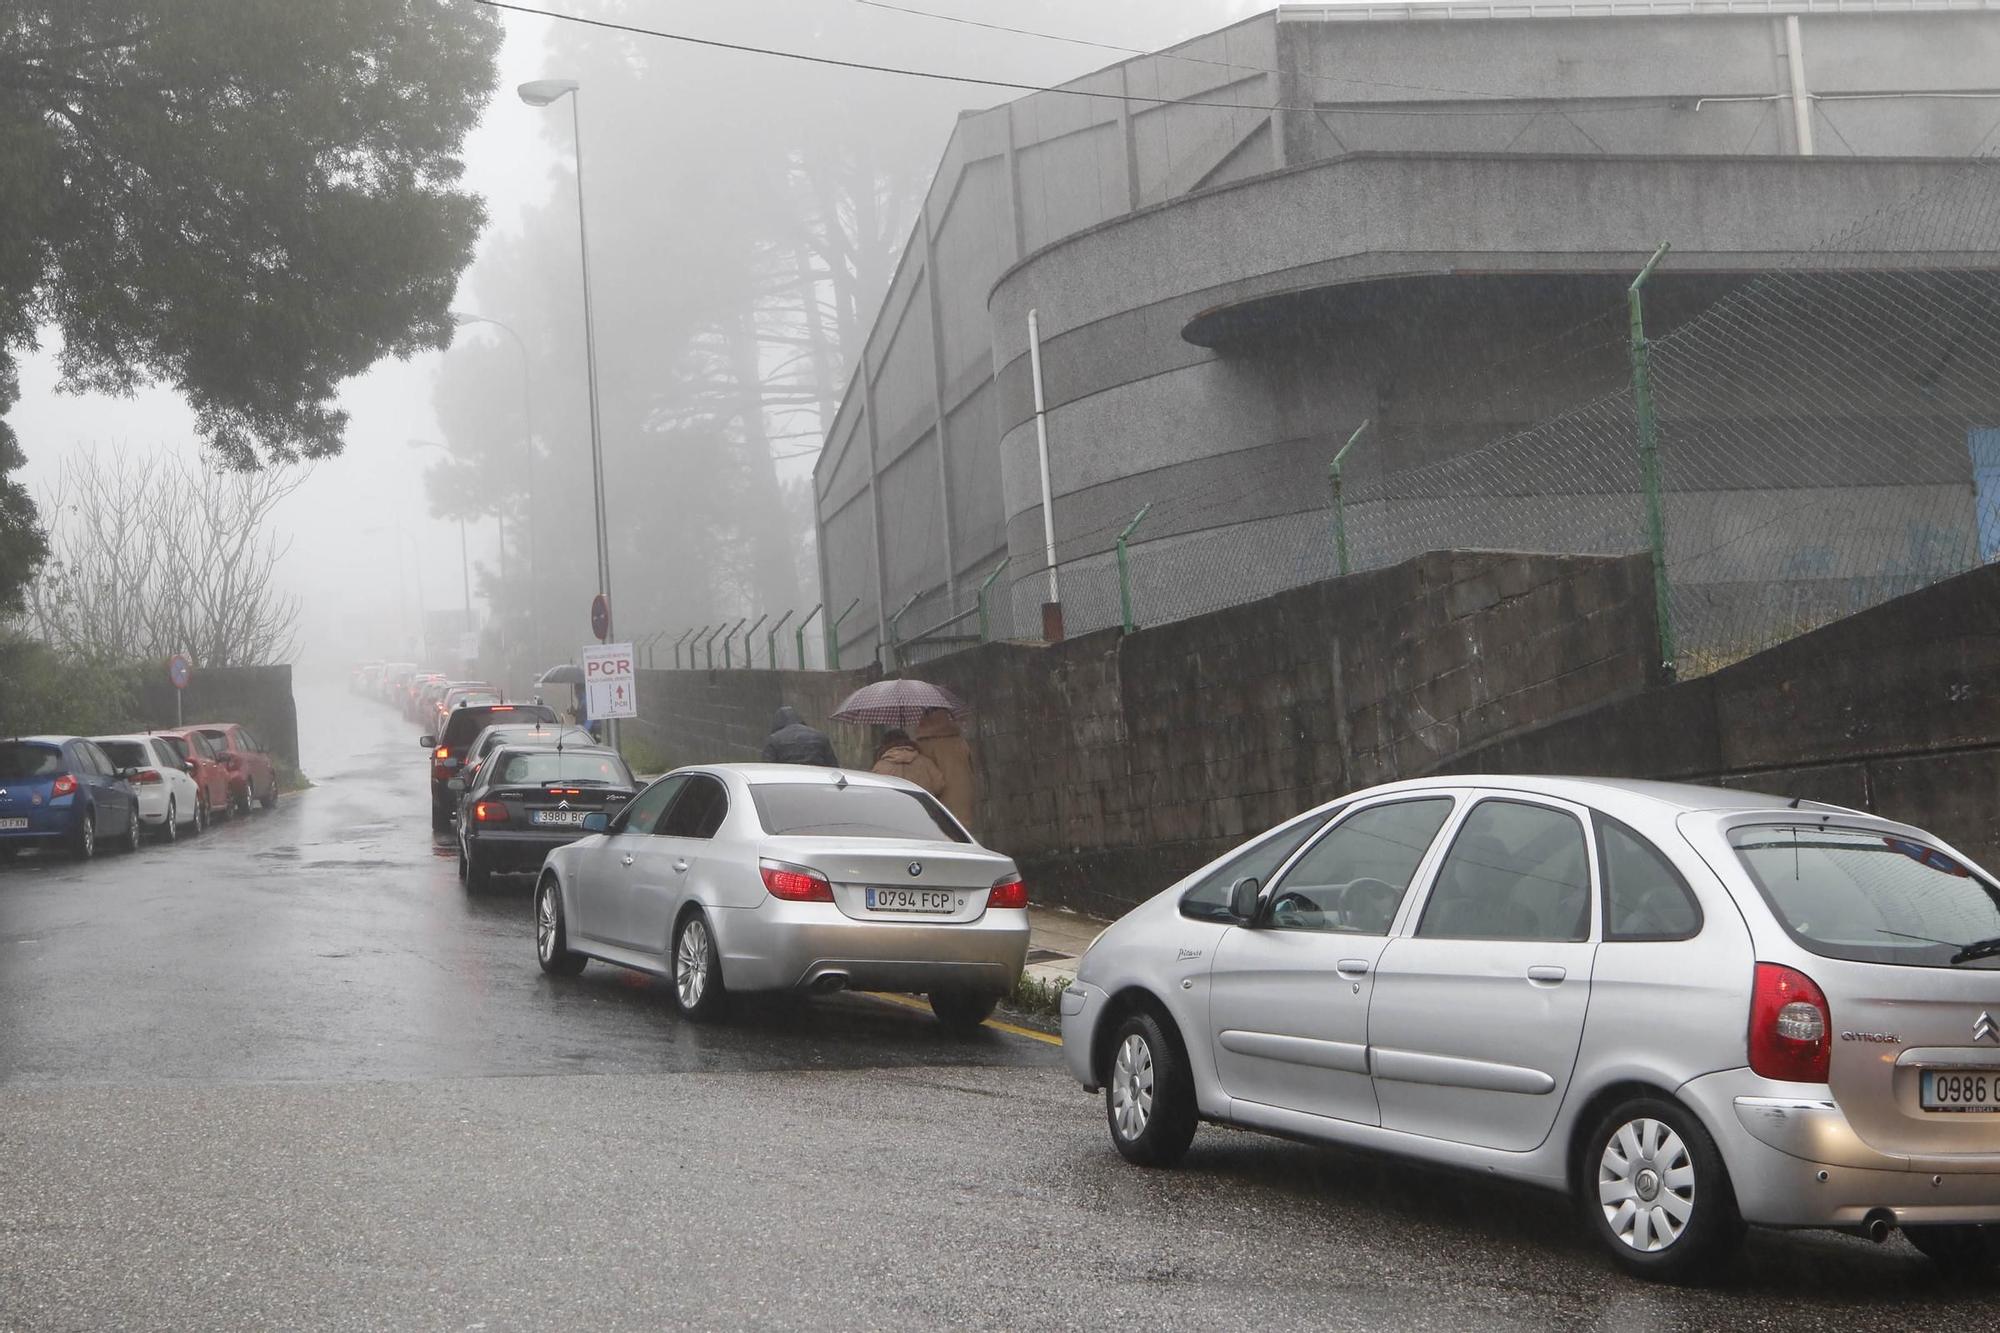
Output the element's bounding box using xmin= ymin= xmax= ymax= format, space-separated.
xmin=10 ymin=0 xmax=1260 ymax=673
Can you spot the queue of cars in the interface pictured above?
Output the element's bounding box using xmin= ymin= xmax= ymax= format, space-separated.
xmin=0 ymin=722 xmax=280 ymax=860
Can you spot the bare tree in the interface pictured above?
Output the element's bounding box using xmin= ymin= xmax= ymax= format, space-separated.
xmin=28 ymin=447 xmax=305 ymax=667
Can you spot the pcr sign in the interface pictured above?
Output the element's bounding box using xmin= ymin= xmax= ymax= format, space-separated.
xmin=581 ymin=642 xmax=638 ymax=720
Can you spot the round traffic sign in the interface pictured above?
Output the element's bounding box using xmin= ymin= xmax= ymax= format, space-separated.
xmin=168 ymin=653 xmax=192 ymax=691
xmin=590 ymin=593 xmax=611 ymax=643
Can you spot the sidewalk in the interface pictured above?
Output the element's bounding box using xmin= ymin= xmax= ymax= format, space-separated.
xmin=1023 ymin=904 xmax=1111 ymax=988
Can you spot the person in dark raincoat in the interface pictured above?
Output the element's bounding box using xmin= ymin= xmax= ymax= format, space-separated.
xmin=761 ymin=705 xmax=839 ymax=766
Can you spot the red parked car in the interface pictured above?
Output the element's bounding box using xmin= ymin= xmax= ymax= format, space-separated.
xmin=190 ymin=722 xmax=279 ymax=814
xmin=157 ymin=728 xmax=235 ymax=823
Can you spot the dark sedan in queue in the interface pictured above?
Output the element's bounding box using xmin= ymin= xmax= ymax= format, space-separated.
xmin=454 ymin=743 xmax=636 ymax=892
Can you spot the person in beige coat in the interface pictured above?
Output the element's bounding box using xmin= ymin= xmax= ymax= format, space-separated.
xmin=913 ymin=707 xmax=976 ymax=831
xmin=871 ymin=729 xmax=945 ymax=797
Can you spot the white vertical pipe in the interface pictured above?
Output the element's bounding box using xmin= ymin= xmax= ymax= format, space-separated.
xmin=1027 ymin=309 xmax=1060 ymax=606
xmin=1785 ymin=15 xmax=1815 ymax=157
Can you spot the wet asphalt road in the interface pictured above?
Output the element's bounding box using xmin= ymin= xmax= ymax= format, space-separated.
xmin=3 ymin=687 xmax=1996 ymax=1330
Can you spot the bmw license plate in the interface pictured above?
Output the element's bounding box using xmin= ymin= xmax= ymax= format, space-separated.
xmin=865 ymin=887 xmax=953 ymax=914
xmin=1921 ymin=1070 xmax=2000 ymax=1113
xmin=531 ymin=809 xmax=586 ymax=827
xmin=0 ymin=817 xmax=25 ymax=831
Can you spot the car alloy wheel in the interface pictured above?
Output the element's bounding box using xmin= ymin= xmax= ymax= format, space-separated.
xmin=1598 ymin=1118 xmax=1695 ymax=1253
xmin=195 ymin=798 xmax=208 ymax=833
xmin=1112 ymin=1033 xmax=1155 ymax=1142
xmin=534 ymin=878 xmax=586 ymax=978
xmin=163 ymin=799 xmax=178 ymax=843
xmin=676 ymin=917 xmax=711 ymax=1010
xmin=125 ymin=806 xmax=142 ymax=852
xmin=75 ymin=812 xmax=96 ymax=861
xmin=536 ymin=885 xmax=557 ymax=961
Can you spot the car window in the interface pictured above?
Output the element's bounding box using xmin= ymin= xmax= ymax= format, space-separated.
xmin=98 ymin=740 xmax=149 ymax=770
xmin=150 ymin=740 xmax=180 ymax=768
xmin=1418 ymin=799 xmax=1592 ymax=942
xmin=198 ymin=728 xmax=230 ymax=751
xmin=748 ymin=782 xmax=968 ymax=842
xmin=1731 ymin=824 xmax=2000 ymax=968
xmin=1598 ymin=815 xmax=1702 ymax=941
xmin=0 ymin=742 xmax=63 ymax=779
xmin=1266 ymin=798 xmax=1455 ymax=934
xmin=1180 ymin=808 xmax=1342 ymax=922
xmin=239 ymin=730 xmax=261 ymax=752
xmin=161 ymin=736 xmax=193 ymax=766
xmin=619 ymin=775 xmax=686 ymax=835
xmin=659 ymin=775 xmax=728 ymax=839
xmin=493 ymin=750 xmax=632 ymax=788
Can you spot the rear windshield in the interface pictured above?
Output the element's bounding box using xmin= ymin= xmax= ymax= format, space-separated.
xmin=0 ymin=742 xmax=63 ymax=779
xmin=444 ymin=705 xmax=556 ymax=746
xmin=750 ymin=782 xmax=968 ymax=843
xmin=489 ymin=750 xmax=632 ymax=788
xmin=160 ymin=736 xmax=192 ymax=764
xmin=98 ymin=741 xmax=150 ymax=770
xmin=1731 ymin=824 xmax=2000 ymax=968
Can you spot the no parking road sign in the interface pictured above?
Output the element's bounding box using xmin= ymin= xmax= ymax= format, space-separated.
xmin=581 ymin=642 xmax=638 ymax=720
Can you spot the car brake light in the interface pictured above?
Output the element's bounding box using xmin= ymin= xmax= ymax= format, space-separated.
xmin=760 ymin=859 xmax=833 ymax=903
xmin=546 ymin=788 xmax=580 ymax=796
xmin=473 ymin=801 xmax=509 ymax=823
xmin=987 ymin=875 xmax=1028 ymax=910
xmin=434 ymin=747 xmax=450 ymax=761
xmin=131 ymin=769 xmax=163 ymax=785
xmin=1750 ymin=962 xmax=1831 ymax=1083
xmin=51 ymin=774 xmax=77 ymax=797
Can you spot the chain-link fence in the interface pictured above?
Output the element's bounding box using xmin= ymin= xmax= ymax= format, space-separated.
xmin=975 ymin=154 xmax=2000 ymax=677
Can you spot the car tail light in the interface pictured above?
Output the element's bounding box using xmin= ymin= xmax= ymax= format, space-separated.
xmin=1750 ymin=962 xmax=1831 ymax=1083
xmin=546 ymin=788 xmax=580 ymax=797
xmin=131 ymin=769 xmax=163 ymax=785
xmin=987 ymin=875 xmax=1028 ymax=910
xmin=473 ymin=801 xmax=509 ymax=823
xmin=760 ymin=859 xmax=833 ymax=903
xmin=51 ymin=774 xmax=77 ymax=798
xmin=434 ymin=747 xmax=450 ymax=761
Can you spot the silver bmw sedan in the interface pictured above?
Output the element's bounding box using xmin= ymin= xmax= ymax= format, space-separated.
xmin=534 ymin=764 xmax=1028 ymax=1031
xmin=1060 ymin=775 xmax=2000 ymax=1281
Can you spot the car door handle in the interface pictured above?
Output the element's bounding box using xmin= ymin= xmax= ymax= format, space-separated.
xmin=620 ymin=854 xmax=635 ymax=867
xmin=673 ymin=859 xmax=689 ymax=874
xmin=1526 ymin=965 xmax=1567 ymax=985
xmin=1335 ymin=959 xmax=1369 ymax=979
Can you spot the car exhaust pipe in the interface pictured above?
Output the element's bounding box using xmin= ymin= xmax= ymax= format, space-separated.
xmin=1861 ymin=1209 xmax=1896 ymax=1244
xmin=809 ymin=973 xmax=848 ymax=995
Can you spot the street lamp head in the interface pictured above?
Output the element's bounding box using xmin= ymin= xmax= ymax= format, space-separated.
xmin=517 ymin=78 xmax=579 ymax=107
xmin=449 ymin=310 xmax=478 ymax=326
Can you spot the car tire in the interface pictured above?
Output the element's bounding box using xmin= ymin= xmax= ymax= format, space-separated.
xmin=1104 ymin=1010 xmax=1199 ymax=1168
xmin=534 ymin=876 xmax=586 ymax=977
xmin=260 ymin=780 xmax=278 ymax=811
xmin=456 ymin=838 xmax=468 ymax=882
xmin=194 ymin=797 xmax=208 ymax=834
xmin=929 ymin=989 xmax=999 ymax=1034
xmin=232 ymin=784 xmax=250 ymax=817
xmin=1905 ymin=1224 xmax=2000 ymax=1275
xmin=431 ymin=802 xmax=452 ymax=834
xmin=464 ymin=843 xmax=492 ymax=894
xmin=123 ymin=805 xmax=142 ymax=853
xmin=162 ymin=799 xmax=179 ymax=843
xmin=1578 ymin=1096 xmax=1743 ymax=1283
xmin=671 ymin=910 xmax=727 ymax=1022
xmin=72 ymin=811 xmax=96 ymax=862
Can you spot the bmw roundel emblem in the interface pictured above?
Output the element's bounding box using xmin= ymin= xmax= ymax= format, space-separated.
xmin=907 ymin=861 xmax=923 ymax=878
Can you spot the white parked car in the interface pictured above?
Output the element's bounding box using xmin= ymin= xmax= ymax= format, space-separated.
xmin=1062 ymin=775 xmax=2000 ymax=1281
xmin=534 ymin=764 xmax=1029 ymax=1030
xmin=92 ymin=734 xmax=206 ymax=841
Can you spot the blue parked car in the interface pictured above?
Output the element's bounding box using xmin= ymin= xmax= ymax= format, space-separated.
xmin=0 ymin=736 xmax=142 ymax=861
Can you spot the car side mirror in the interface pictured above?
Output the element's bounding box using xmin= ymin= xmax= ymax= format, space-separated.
xmin=582 ymin=812 xmax=609 ymax=833
xmin=115 ymin=767 xmax=136 ymax=780
xmin=447 ymin=778 xmax=464 ymax=792
xmin=1229 ymin=876 xmax=1262 ymax=922
xmin=419 ymin=735 xmax=436 ymax=748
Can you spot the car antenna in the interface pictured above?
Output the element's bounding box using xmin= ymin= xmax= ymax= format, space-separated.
xmin=834 ymin=771 xmax=848 ymax=790
xmin=1788 ymin=795 xmax=1804 ymax=808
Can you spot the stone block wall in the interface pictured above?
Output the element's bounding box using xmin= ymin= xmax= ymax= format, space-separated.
xmin=133 ymin=665 xmax=301 ymax=768
xmin=627 ymin=550 xmax=1661 ymax=916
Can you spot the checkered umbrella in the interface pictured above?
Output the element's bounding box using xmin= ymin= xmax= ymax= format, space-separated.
xmin=830 ymin=679 xmax=969 ymax=727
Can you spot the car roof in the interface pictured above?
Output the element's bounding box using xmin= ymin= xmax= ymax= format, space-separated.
xmin=686 ymin=763 xmax=915 ymax=790
xmin=10 ymin=735 xmax=75 ymax=746
xmin=1340 ymin=774 xmax=1858 ymax=817
xmin=91 ymin=734 xmax=169 ymax=745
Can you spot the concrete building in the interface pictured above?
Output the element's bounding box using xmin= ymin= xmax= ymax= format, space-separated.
xmin=811 ymin=0 xmax=2000 ymax=668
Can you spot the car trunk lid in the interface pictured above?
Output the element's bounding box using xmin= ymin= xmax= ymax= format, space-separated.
xmin=761 ymin=837 xmax=1015 ymax=923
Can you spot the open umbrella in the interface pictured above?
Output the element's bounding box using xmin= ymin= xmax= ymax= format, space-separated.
xmin=536 ymin=663 xmax=584 ymax=687
xmin=830 ymin=679 xmax=968 ymax=727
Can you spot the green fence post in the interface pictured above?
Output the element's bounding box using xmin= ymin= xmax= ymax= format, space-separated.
xmin=703 ymin=623 xmax=723 ymax=670
xmin=1628 ymin=240 xmax=1676 ymax=675
xmin=1328 ymin=419 xmax=1369 ymax=577
xmin=887 ymin=592 xmax=921 ymax=669
xmin=795 ymin=603 xmax=822 ymax=670
xmin=766 ymin=609 xmax=794 ymax=670
xmin=1116 ymin=504 xmax=1152 ymax=634
xmin=827 ymin=598 xmax=861 ymax=671
xmin=740 ymin=613 xmax=768 ymax=671
xmin=671 ymin=628 xmax=696 ymax=670
xmin=976 ymin=557 xmax=1010 ymax=642
xmin=720 ymin=616 xmax=748 ymax=670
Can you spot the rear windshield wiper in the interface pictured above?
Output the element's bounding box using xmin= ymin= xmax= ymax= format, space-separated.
xmin=1950 ymin=937 xmax=2000 ymax=966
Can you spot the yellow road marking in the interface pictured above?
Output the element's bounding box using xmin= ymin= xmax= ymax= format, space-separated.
xmin=868 ymin=991 xmax=1064 ymax=1046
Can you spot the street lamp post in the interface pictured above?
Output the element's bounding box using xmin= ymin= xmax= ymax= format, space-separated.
xmin=450 ymin=311 xmax=538 ymax=664
xmin=520 ymin=75 xmax=615 ymax=749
